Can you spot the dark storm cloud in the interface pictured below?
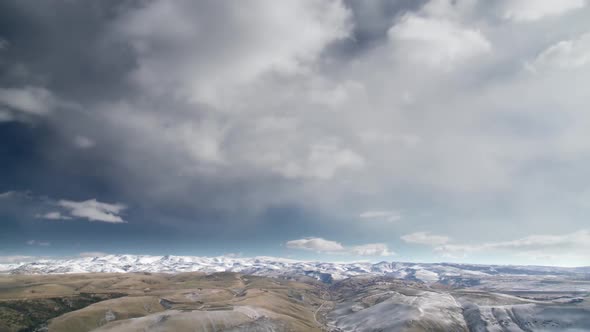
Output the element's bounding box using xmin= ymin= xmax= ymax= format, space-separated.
xmin=0 ymin=0 xmax=255 ymax=230
xmin=0 ymin=0 xmax=136 ymax=101
xmin=336 ymin=0 xmax=428 ymax=53
xmin=0 ymin=0 xmax=143 ymax=211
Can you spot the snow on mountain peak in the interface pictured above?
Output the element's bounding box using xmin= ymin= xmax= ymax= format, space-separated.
xmin=1 ymin=254 xmax=587 ymax=285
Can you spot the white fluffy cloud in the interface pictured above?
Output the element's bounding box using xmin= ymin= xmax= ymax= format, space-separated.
xmin=58 ymin=199 xmax=127 ymax=223
xmin=286 ymin=237 xmax=344 ymax=252
xmin=286 ymin=237 xmax=394 ymax=257
xmin=501 ymin=0 xmax=586 ymax=22
xmin=0 ymin=191 xmax=127 ymax=224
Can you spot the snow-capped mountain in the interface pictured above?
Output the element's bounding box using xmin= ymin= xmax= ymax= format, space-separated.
xmin=1 ymin=255 xmax=588 ymax=285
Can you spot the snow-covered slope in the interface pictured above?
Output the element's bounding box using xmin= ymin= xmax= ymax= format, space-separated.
xmin=1 ymin=255 xmax=587 ymax=285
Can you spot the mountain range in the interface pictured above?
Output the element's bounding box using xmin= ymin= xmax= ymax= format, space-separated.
xmin=2 ymin=254 xmax=589 ymax=289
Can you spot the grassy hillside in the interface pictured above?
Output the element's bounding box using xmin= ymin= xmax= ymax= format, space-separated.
xmin=0 ymin=272 xmax=325 ymax=332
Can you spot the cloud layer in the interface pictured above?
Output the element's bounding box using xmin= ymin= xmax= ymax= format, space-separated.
xmin=1 ymin=0 xmax=590 ymax=264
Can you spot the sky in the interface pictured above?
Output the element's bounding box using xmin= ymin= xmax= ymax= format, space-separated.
xmin=1 ymin=0 xmax=590 ymax=267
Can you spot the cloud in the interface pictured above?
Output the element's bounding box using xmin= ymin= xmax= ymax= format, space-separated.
xmin=0 ymin=86 xmax=57 ymax=115
xmin=286 ymin=237 xmax=345 ymax=252
xmin=275 ymin=144 xmax=365 ymax=180
xmin=490 ymin=230 xmax=589 ymax=249
xmin=0 ymin=38 xmax=9 ymax=50
xmin=0 ymin=191 xmax=127 ymax=224
xmin=359 ymin=210 xmax=401 ymax=222
xmin=58 ymin=199 xmax=127 ymax=223
xmin=406 ymin=230 xmax=590 ymax=266
xmin=500 ymin=0 xmax=586 ymax=22
xmin=286 ymin=237 xmax=394 ymax=257
xmin=115 ymin=0 xmax=352 ymax=108
xmin=388 ymin=14 xmax=491 ymax=67
xmin=35 ymin=211 xmax=72 ymax=220
xmin=530 ymin=33 xmax=590 ymax=70
xmin=0 ymin=191 xmax=18 ymax=199
xmin=0 ymin=110 xmax=14 ymax=122
xmin=350 ymin=243 xmax=395 ymax=256
xmin=401 ymin=232 xmax=450 ymax=246
xmin=73 ymin=136 xmax=95 ymax=149
xmin=440 ymin=229 xmax=590 ymax=252
xmin=26 ymin=240 xmax=50 ymax=246
xmin=0 ymin=190 xmax=33 ymax=202
xmin=106 ymin=106 xmax=228 ymax=166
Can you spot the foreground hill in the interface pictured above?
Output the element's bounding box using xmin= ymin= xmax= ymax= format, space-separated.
xmin=0 ymin=272 xmax=326 ymax=332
